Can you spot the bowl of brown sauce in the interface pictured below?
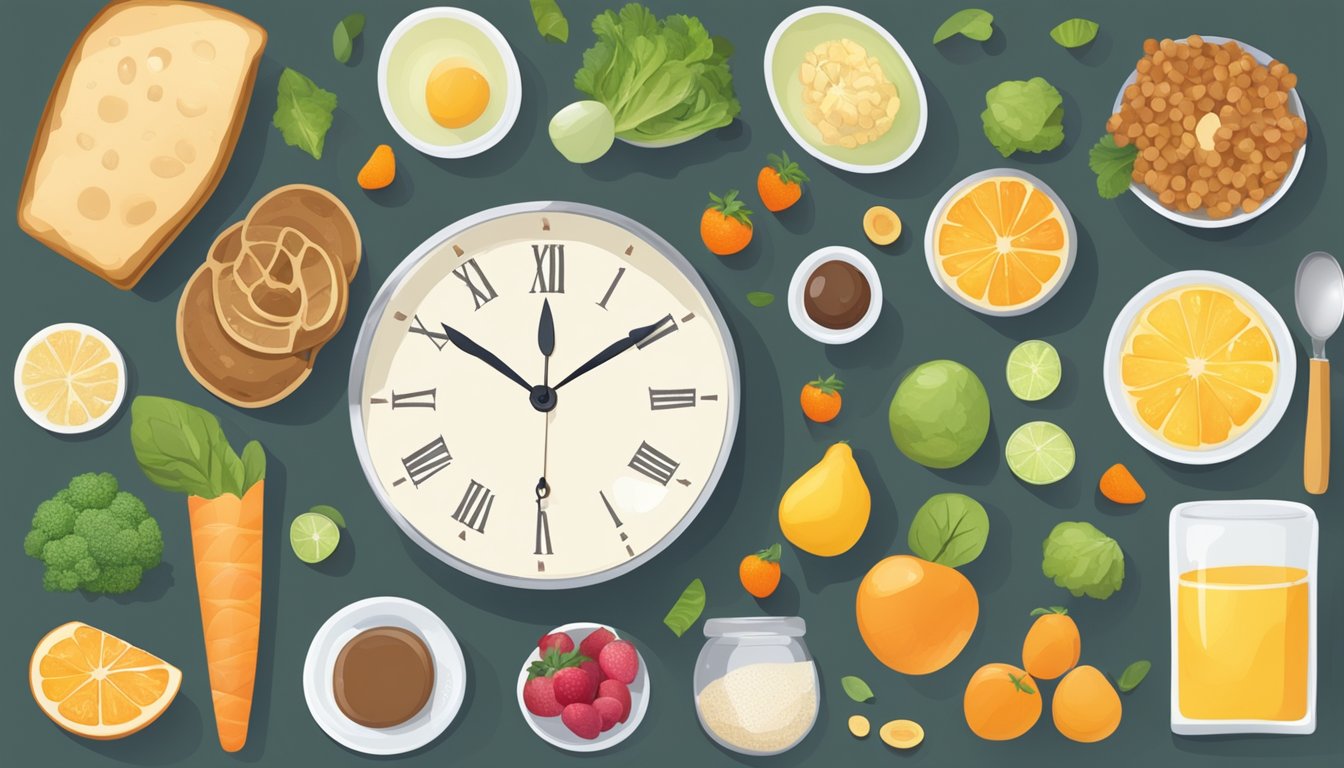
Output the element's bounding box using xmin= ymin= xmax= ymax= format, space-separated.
xmin=788 ymin=246 xmax=883 ymax=344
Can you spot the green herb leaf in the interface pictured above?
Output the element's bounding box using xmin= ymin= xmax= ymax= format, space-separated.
xmin=1030 ymin=606 xmax=1068 ymax=616
xmin=1118 ymin=660 xmax=1151 ymax=693
xmin=841 ymin=675 xmax=874 ymax=702
xmin=1042 ymin=521 xmax=1125 ymax=599
xmin=273 ymin=67 xmax=338 ymax=160
xmin=908 ymin=493 xmax=990 ymax=568
xmin=663 ymin=578 xmax=706 ymax=637
xmin=332 ymin=12 xmax=365 ymax=64
xmin=1050 ymin=18 xmax=1099 ymax=49
xmin=933 ymin=9 xmax=994 ymax=44
xmin=747 ymin=291 xmax=775 ymax=307
xmin=309 ymin=504 xmax=345 ymax=528
xmin=1089 ymin=134 xmax=1139 ymax=199
xmin=241 ymin=440 xmax=266 ymax=492
xmin=530 ymin=0 xmax=569 ymax=43
xmin=981 ymin=77 xmax=1065 ymax=157
xmin=130 ymin=396 xmax=252 ymax=499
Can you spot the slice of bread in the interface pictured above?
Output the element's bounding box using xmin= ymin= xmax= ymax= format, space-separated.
xmin=18 ymin=0 xmax=266 ymax=289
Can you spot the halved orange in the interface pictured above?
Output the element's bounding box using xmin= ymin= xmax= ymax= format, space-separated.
xmin=29 ymin=622 xmax=181 ymax=740
xmin=1120 ymin=286 xmax=1278 ymax=449
xmin=932 ymin=175 xmax=1071 ymax=312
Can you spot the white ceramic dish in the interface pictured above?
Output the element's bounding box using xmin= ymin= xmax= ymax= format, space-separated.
xmin=788 ymin=246 xmax=883 ymax=344
xmin=764 ymin=6 xmax=927 ymax=174
xmin=377 ymin=7 xmax=521 ymax=158
xmin=304 ymin=597 xmax=466 ymax=756
xmin=924 ymin=168 xmax=1078 ymax=317
xmin=1111 ymin=36 xmax=1306 ymax=229
xmin=516 ymin=622 xmax=650 ymax=753
xmin=1103 ymin=270 xmax=1296 ymax=465
xmin=13 ymin=322 xmax=126 ymax=434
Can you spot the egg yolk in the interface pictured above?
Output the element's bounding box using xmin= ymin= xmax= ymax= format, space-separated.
xmin=425 ymin=60 xmax=490 ymax=129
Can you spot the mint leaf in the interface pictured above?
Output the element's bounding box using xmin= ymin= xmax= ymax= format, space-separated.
xmin=933 ymin=9 xmax=994 ymax=44
xmin=908 ymin=493 xmax=989 ymax=567
xmin=1050 ymin=18 xmax=1099 ymax=49
xmin=530 ymin=0 xmax=569 ymax=43
xmin=1118 ymin=660 xmax=1151 ymax=693
xmin=1089 ymin=134 xmax=1138 ymax=199
xmin=747 ymin=291 xmax=775 ymax=307
xmin=841 ymin=675 xmax=874 ymax=702
xmin=273 ymin=67 xmax=337 ymax=160
xmin=663 ymin=578 xmax=706 ymax=637
xmin=332 ymin=13 xmax=365 ymax=64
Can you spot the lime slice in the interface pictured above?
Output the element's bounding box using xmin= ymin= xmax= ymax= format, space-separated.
xmin=1006 ymin=421 xmax=1075 ymax=485
xmin=290 ymin=512 xmax=340 ymax=563
xmin=1006 ymin=340 xmax=1061 ymax=401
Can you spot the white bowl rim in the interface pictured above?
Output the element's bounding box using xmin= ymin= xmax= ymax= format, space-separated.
xmin=763 ymin=5 xmax=928 ymax=174
xmin=787 ymin=246 xmax=884 ymax=344
xmin=1102 ymin=270 xmax=1297 ymax=465
xmin=515 ymin=622 xmax=651 ymax=753
xmin=1110 ymin=35 xmax=1306 ymax=229
xmin=922 ymin=168 xmax=1078 ymax=317
xmin=13 ymin=322 xmax=126 ymax=435
xmin=376 ymin=7 xmax=523 ymax=159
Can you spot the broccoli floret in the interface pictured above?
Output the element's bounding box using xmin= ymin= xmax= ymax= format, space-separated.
xmin=65 ymin=472 xmax=119 ymax=511
xmin=84 ymin=564 xmax=144 ymax=595
xmin=31 ymin=498 xmax=78 ymax=539
xmin=107 ymin=492 xmax=149 ymax=526
xmin=40 ymin=536 xmax=100 ymax=592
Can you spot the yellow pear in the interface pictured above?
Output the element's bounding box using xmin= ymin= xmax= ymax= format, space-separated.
xmin=778 ymin=442 xmax=871 ymax=556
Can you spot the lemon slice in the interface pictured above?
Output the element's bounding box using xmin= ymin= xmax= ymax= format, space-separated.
xmin=14 ymin=323 xmax=126 ymax=434
xmin=291 ymin=512 xmax=341 ymax=563
xmin=1006 ymin=421 xmax=1075 ymax=485
xmin=1006 ymin=340 xmax=1062 ymax=401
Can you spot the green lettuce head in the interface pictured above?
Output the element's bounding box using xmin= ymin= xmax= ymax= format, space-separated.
xmin=889 ymin=360 xmax=990 ymax=468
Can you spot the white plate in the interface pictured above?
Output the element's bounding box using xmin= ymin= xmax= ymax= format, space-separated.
xmin=1103 ymin=271 xmax=1296 ymax=465
xmin=377 ymin=7 xmax=522 ymax=159
xmin=13 ymin=322 xmax=126 ymax=434
xmin=924 ymin=168 xmax=1077 ymax=317
xmin=1111 ymin=36 xmax=1306 ymax=229
xmin=788 ymin=246 xmax=883 ymax=344
xmin=516 ymin=622 xmax=650 ymax=753
xmin=303 ymin=597 xmax=466 ymax=755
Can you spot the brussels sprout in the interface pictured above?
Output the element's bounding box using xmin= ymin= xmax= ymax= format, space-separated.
xmin=549 ymin=100 xmax=615 ymax=164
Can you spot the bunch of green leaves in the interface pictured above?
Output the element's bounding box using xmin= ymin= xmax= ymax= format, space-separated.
xmin=1041 ymin=521 xmax=1124 ymax=599
xmin=526 ymin=646 xmax=591 ymax=679
xmin=981 ymin=77 xmax=1064 ymax=158
xmin=574 ymin=3 xmax=740 ymax=143
xmin=1089 ymin=134 xmax=1139 ymax=198
xmin=130 ymin=396 xmax=265 ymax=499
xmin=908 ymin=493 xmax=990 ymax=567
xmin=273 ymin=67 xmax=337 ymax=159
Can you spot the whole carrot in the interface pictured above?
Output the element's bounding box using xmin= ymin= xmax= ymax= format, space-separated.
xmin=131 ymin=396 xmax=267 ymax=753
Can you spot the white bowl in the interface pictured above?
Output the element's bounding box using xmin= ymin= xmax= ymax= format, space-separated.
xmin=303 ymin=597 xmax=467 ymax=756
xmin=788 ymin=246 xmax=883 ymax=344
xmin=764 ymin=6 xmax=927 ymax=174
xmin=13 ymin=322 xmax=126 ymax=434
xmin=924 ymin=168 xmax=1077 ymax=317
xmin=516 ymin=622 xmax=650 ymax=753
xmin=1103 ymin=270 xmax=1296 ymax=465
xmin=1111 ymin=36 xmax=1306 ymax=229
xmin=377 ymin=7 xmax=522 ymax=159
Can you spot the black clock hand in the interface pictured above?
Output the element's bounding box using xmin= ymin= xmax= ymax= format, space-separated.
xmin=439 ymin=322 xmax=532 ymax=392
xmin=554 ymin=318 xmax=663 ymax=390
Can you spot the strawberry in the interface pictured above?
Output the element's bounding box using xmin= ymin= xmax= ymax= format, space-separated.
xmin=598 ymin=679 xmax=632 ymax=722
xmin=561 ymin=702 xmax=603 ymax=740
xmin=579 ymin=627 xmax=616 ymax=661
xmin=538 ymin=631 xmax=575 ymax=658
xmin=700 ymin=190 xmax=753 ymax=256
xmin=580 ymin=658 xmax=605 ymax=686
xmin=553 ymin=666 xmax=597 ymax=705
xmin=522 ymin=675 xmax=563 ymax=717
xmin=598 ymin=640 xmax=639 ymax=684
xmin=592 ymin=697 xmax=624 ymax=732
xmin=757 ymin=151 xmax=809 ymax=212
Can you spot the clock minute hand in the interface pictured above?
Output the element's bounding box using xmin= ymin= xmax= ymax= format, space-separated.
xmin=554 ymin=318 xmax=663 ymax=390
xmin=439 ymin=323 xmax=532 ymax=392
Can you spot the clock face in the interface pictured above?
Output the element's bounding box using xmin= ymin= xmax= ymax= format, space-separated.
xmin=350 ymin=203 xmax=739 ymax=588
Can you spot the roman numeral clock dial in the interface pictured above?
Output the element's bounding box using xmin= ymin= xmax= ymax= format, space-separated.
xmin=350 ymin=205 xmax=739 ymax=588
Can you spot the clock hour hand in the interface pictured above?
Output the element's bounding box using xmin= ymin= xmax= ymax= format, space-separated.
xmin=439 ymin=323 xmax=532 ymax=392
xmin=554 ymin=318 xmax=663 ymax=390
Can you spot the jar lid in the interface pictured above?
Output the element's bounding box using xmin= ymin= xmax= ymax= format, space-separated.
xmin=703 ymin=616 xmax=806 ymax=638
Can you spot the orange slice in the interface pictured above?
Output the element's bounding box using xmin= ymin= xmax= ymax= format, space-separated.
xmin=1120 ymin=285 xmax=1277 ymax=449
xmin=29 ymin=622 xmax=181 ymax=740
xmin=15 ymin=323 xmax=124 ymax=432
xmin=933 ymin=175 xmax=1071 ymax=312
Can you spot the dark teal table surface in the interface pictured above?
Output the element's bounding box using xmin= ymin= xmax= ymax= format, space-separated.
xmin=2 ymin=0 xmax=1341 ymax=765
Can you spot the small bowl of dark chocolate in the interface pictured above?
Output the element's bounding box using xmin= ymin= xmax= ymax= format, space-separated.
xmin=788 ymin=246 xmax=883 ymax=344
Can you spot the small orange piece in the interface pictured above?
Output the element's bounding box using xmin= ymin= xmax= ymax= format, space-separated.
xmin=757 ymin=151 xmax=809 ymax=212
xmin=1053 ymin=665 xmax=1122 ymax=743
xmin=800 ymin=374 xmax=844 ymax=422
xmin=1099 ymin=463 xmax=1146 ymax=504
xmin=1022 ymin=607 xmax=1080 ymax=680
xmin=863 ymin=206 xmax=902 ymax=246
xmin=739 ymin=543 xmax=782 ymax=598
xmin=964 ymin=663 xmax=1042 ymax=741
xmin=700 ymin=190 xmax=754 ymax=256
xmin=357 ymin=144 xmax=396 ymax=190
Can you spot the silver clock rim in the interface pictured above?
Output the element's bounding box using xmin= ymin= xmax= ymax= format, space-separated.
xmin=347 ymin=201 xmax=742 ymax=590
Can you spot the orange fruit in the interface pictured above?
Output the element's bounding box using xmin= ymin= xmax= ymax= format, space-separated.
xmin=357 ymin=144 xmax=396 ymax=190
xmin=1098 ymin=463 xmax=1146 ymax=504
xmin=800 ymin=374 xmax=844 ymax=422
xmin=1053 ymin=665 xmax=1122 ymax=742
xmin=701 ymin=190 xmax=754 ymax=256
xmin=856 ymin=555 xmax=978 ymax=674
xmin=1021 ymin=607 xmax=1080 ymax=680
xmin=964 ymin=663 xmax=1042 ymax=740
xmin=16 ymin=323 xmax=124 ymax=432
xmin=739 ymin=543 xmax=782 ymax=598
xmin=29 ymin=621 xmax=181 ymax=739
xmin=932 ymin=175 xmax=1070 ymax=312
xmin=757 ymin=151 xmax=808 ymax=212
xmin=1120 ymin=285 xmax=1277 ymax=448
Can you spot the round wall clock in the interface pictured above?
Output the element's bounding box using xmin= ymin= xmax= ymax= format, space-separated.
xmin=349 ymin=202 xmax=740 ymax=589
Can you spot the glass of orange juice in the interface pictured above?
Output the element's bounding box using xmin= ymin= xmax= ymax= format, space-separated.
xmin=1170 ymin=500 xmax=1317 ymax=735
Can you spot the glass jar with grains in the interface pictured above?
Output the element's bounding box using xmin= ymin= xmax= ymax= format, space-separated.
xmin=693 ymin=616 xmax=819 ymax=756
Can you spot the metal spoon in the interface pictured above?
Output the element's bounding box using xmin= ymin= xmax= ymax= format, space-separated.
xmin=1294 ymin=251 xmax=1343 ymax=494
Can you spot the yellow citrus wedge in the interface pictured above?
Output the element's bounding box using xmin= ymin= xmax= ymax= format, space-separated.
xmin=1120 ymin=285 xmax=1277 ymax=449
xmin=29 ymin=622 xmax=181 ymax=740
xmin=15 ymin=323 xmax=124 ymax=433
xmin=933 ymin=175 xmax=1071 ymax=312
